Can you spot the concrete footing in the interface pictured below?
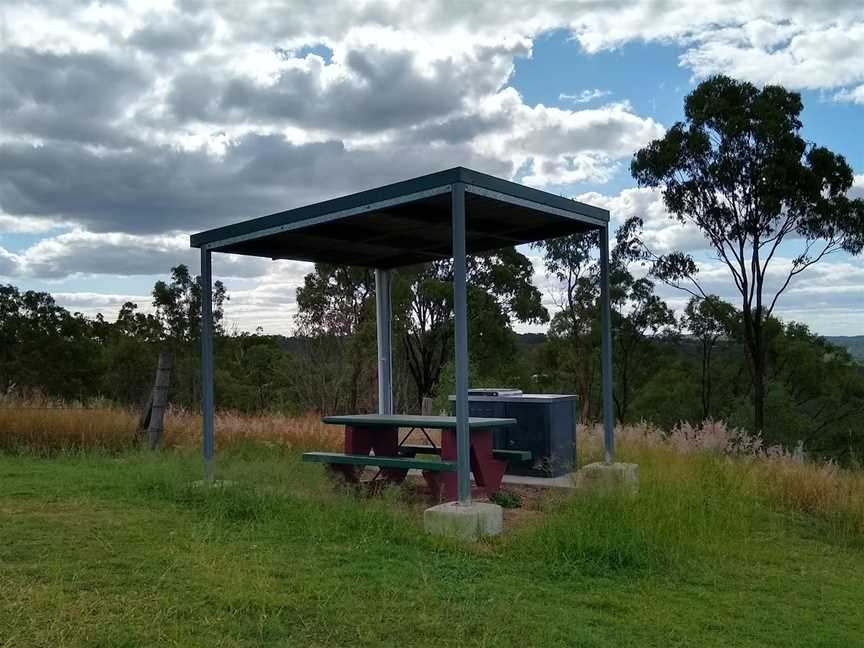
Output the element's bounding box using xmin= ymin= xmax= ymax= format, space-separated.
xmin=424 ymin=501 xmax=503 ymax=540
xmin=573 ymin=462 xmax=639 ymax=494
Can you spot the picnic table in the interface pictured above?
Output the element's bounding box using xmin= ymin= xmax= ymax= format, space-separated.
xmin=302 ymin=414 xmax=530 ymax=501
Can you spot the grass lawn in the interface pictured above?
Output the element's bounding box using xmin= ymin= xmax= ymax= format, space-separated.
xmin=1 ymin=445 xmax=863 ymax=647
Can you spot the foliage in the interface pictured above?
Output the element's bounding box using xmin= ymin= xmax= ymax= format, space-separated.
xmin=631 ymin=74 xmax=864 ymax=431
xmin=489 ymin=489 xmax=522 ymax=508
xmin=2 ymin=257 xmax=863 ymax=462
xmin=538 ymin=220 xmax=676 ymax=422
xmin=0 ymin=285 xmax=105 ymax=400
xmin=537 ymin=230 xmax=601 ymax=421
xmin=294 ymin=248 xmax=547 ymax=410
xmin=153 ymin=264 xmax=227 ymax=343
xmin=295 ymin=264 xmax=377 ymax=412
xmin=683 ymin=295 xmax=738 ymax=418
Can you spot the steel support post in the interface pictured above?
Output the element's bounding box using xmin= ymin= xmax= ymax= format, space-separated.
xmin=451 ymin=183 xmax=471 ymax=504
xmin=200 ymin=249 xmax=216 ymax=482
xmin=374 ymin=268 xmax=393 ymax=415
xmin=599 ymin=226 xmax=615 ymax=464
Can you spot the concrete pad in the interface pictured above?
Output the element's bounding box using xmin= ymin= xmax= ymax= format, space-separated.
xmin=424 ymin=501 xmax=503 ymax=540
xmin=407 ymin=469 xmax=576 ymax=489
xmin=573 ymin=462 xmax=639 ymax=495
xmin=502 ymin=472 xmax=575 ymax=488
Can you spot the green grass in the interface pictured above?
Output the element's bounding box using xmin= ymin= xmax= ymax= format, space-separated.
xmin=1 ymin=445 xmax=863 ymax=647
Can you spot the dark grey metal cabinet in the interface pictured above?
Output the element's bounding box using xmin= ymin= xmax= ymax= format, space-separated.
xmin=450 ymin=390 xmax=577 ymax=477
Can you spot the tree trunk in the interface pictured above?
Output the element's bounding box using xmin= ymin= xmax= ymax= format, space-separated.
xmin=740 ymin=303 xmax=766 ymax=433
xmin=751 ymin=318 xmax=766 ymax=433
xmin=147 ymin=351 xmax=173 ymax=450
xmin=752 ymin=357 xmax=766 ymax=432
xmin=701 ymin=341 xmax=710 ymax=420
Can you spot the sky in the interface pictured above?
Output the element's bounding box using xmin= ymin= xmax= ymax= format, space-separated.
xmin=1 ymin=1 xmax=863 ymax=336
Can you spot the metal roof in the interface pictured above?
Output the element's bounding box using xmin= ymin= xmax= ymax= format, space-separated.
xmin=189 ymin=166 xmax=609 ymax=269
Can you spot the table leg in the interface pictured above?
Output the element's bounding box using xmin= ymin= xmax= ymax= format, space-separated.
xmin=344 ymin=425 xmax=407 ymax=485
xmin=468 ymin=429 xmax=507 ymax=494
xmin=432 ymin=428 xmax=506 ymax=501
xmin=436 ymin=429 xmax=460 ymax=501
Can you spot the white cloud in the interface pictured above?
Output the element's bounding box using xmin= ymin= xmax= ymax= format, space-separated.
xmin=0 ymin=230 xmax=271 ymax=279
xmin=835 ymin=85 xmax=864 ymax=104
xmin=51 ymin=291 xmax=153 ymax=318
xmin=0 ymin=213 xmax=69 ymax=234
xmin=44 ymin=260 xmax=312 ymax=336
xmin=472 ymin=94 xmax=663 ymax=187
xmin=851 ymin=174 xmax=864 ymax=199
xmin=680 ymin=21 xmax=864 ymax=90
xmin=554 ymin=185 xmax=864 ymax=335
xmin=576 ymin=186 xmax=707 ymax=254
xmin=652 ymin=256 xmax=864 ymax=335
xmin=559 ymin=89 xmax=611 ymax=104
xmin=2 ymin=1 xmax=861 ymax=242
xmin=1 ymin=0 xmax=862 ymax=335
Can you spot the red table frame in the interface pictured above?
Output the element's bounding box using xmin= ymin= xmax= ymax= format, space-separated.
xmin=335 ymin=424 xmax=508 ymax=501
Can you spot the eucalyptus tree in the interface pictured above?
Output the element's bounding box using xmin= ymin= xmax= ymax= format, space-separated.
xmin=151 ymin=264 xmax=227 ymax=405
xmin=392 ymin=248 xmax=547 ymax=404
xmin=294 ymin=264 xmax=376 ymax=412
xmin=631 ymin=75 xmax=864 ymax=430
xmin=295 ymin=248 xmax=547 ymax=409
xmin=539 ymin=230 xmax=600 ymax=421
xmin=683 ymin=295 xmax=738 ymax=419
xmin=539 ymin=218 xmax=674 ymax=422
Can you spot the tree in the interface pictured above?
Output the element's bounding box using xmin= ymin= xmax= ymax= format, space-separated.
xmin=294 ymin=264 xmax=376 ymax=412
xmin=631 ymin=75 xmax=864 ymax=431
xmin=151 ymin=265 xmax=227 ymax=406
xmin=100 ymin=302 xmax=162 ymax=405
xmin=152 ymin=264 xmax=226 ymax=344
xmin=608 ymin=220 xmax=677 ymax=421
xmin=0 ymin=285 xmax=104 ymax=399
xmin=538 ymin=231 xmax=600 ymax=421
xmin=539 ymin=219 xmax=675 ymax=422
xmin=683 ymin=295 xmax=738 ymax=419
xmin=392 ymin=248 xmax=547 ymax=404
xmin=295 ymin=248 xmax=547 ymax=410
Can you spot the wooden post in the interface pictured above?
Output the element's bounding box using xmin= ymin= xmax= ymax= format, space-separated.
xmin=147 ymin=351 xmax=172 ymax=450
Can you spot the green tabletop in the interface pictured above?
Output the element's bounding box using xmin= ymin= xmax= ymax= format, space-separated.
xmin=321 ymin=414 xmax=517 ymax=429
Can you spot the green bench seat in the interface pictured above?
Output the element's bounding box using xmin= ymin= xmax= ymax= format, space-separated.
xmin=396 ymin=444 xmax=531 ymax=463
xmin=302 ymin=451 xmax=455 ymax=472
xmin=492 ymin=449 xmax=532 ymax=462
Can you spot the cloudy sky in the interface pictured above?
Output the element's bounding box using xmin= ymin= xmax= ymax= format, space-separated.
xmin=1 ymin=1 xmax=863 ymax=335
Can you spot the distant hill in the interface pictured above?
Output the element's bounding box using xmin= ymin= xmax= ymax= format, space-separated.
xmin=514 ymin=332 xmax=864 ymax=364
xmin=272 ymin=332 xmax=864 ymax=364
xmin=826 ymin=336 xmax=864 ymax=363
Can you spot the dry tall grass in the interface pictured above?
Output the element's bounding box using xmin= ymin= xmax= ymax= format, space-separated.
xmin=1 ymin=397 xmax=861 ymax=537
xmin=580 ymin=420 xmax=864 ymax=538
xmin=0 ymin=398 xmax=341 ymax=453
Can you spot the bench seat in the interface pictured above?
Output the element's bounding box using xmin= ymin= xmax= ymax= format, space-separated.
xmin=302 ymin=451 xmax=455 ymax=472
xmin=396 ymin=444 xmax=531 ymax=462
xmin=491 ymin=449 xmax=532 ymax=462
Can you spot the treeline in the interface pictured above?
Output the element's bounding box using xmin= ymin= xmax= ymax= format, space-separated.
xmin=2 ymin=257 xmax=863 ymax=464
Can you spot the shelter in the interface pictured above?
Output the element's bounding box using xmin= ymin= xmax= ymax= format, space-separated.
xmin=190 ymin=167 xmax=615 ymax=503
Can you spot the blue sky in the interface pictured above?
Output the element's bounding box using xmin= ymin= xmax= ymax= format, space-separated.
xmin=1 ymin=2 xmax=863 ymax=335
xmin=515 ymin=30 xmax=864 ymax=194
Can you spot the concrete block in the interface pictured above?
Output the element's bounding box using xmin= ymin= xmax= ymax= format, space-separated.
xmin=424 ymin=501 xmax=504 ymax=540
xmin=573 ymin=462 xmax=639 ymax=495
